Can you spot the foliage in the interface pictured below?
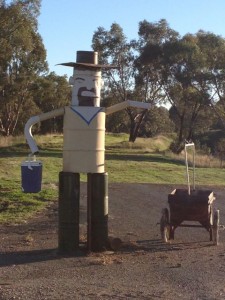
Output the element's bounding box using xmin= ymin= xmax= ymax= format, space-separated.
xmin=140 ymin=106 xmax=175 ymax=137
xmin=0 ymin=1 xmax=71 ymax=136
xmin=92 ymin=23 xmax=150 ymax=142
xmin=214 ymin=138 xmax=225 ymax=167
xmin=0 ymin=0 xmax=48 ymax=136
xmin=103 ymin=96 xmax=129 ymax=133
xmin=31 ymin=72 xmax=71 ymax=133
xmin=92 ymin=20 xmax=225 ymax=146
xmin=135 ymin=19 xmax=179 ymax=106
xmin=131 ymin=24 xmax=225 ymax=151
xmin=2 ymin=5 xmax=225 ymax=148
xmin=162 ymin=32 xmax=225 ymax=150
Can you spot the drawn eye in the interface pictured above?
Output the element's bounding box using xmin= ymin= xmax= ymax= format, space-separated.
xmin=75 ymin=77 xmax=85 ymax=84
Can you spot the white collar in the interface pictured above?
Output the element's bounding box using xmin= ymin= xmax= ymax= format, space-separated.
xmin=70 ymin=106 xmax=104 ymax=125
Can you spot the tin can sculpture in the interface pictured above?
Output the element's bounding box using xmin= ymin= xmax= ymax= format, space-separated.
xmin=24 ymin=51 xmax=150 ymax=252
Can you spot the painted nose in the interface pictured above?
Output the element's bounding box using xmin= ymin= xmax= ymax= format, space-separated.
xmin=85 ymin=81 xmax=94 ymax=90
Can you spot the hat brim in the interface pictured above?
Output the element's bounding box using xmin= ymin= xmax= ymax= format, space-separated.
xmin=58 ymin=62 xmax=118 ymax=69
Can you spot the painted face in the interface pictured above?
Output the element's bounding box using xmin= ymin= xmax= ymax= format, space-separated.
xmin=70 ymin=68 xmax=102 ymax=107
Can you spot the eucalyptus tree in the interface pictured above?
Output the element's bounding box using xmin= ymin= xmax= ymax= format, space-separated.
xmin=139 ymin=26 xmax=225 ymax=152
xmin=92 ymin=20 xmax=225 ymax=146
xmin=163 ymin=32 xmax=225 ymax=152
xmin=140 ymin=106 xmax=175 ymax=137
xmin=132 ymin=19 xmax=179 ymax=141
xmin=135 ymin=19 xmax=180 ymax=105
xmin=162 ymin=36 xmax=211 ymax=151
xmin=92 ymin=23 xmax=152 ymax=142
xmin=92 ymin=21 xmax=178 ymax=141
xmin=30 ymin=72 xmax=71 ymax=133
xmin=0 ymin=0 xmax=48 ymax=136
xmin=136 ymin=21 xmax=197 ymax=150
xmin=193 ymin=31 xmax=225 ymax=130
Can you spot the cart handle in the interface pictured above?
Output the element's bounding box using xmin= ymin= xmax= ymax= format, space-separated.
xmin=185 ymin=142 xmax=195 ymax=147
xmin=185 ymin=142 xmax=195 ymax=195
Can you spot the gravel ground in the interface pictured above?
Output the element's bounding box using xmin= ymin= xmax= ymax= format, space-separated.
xmin=0 ymin=182 xmax=225 ymax=300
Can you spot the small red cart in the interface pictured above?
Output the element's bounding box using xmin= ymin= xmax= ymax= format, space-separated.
xmin=160 ymin=143 xmax=219 ymax=245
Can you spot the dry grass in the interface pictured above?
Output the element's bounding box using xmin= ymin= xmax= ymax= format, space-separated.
xmin=24 ymin=233 xmax=34 ymax=245
xmin=0 ymin=133 xmax=63 ymax=149
xmin=0 ymin=133 xmax=220 ymax=168
xmin=0 ymin=135 xmax=23 ymax=147
xmin=87 ymin=252 xmax=123 ymax=266
xmin=115 ymin=135 xmax=171 ymax=152
xmin=168 ymin=151 xmax=222 ymax=168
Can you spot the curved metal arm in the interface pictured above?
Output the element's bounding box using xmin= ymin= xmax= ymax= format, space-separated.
xmin=24 ymin=107 xmax=65 ymax=154
xmin=105 ymin=100 xmax=151 ymax=115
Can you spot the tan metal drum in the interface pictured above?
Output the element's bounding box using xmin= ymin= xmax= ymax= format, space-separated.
xmin=63 ymin=106 xmax=105 ymax=173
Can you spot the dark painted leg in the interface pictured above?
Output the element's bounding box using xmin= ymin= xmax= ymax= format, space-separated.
xmin=87 ymin=172 xmax=108 ymax=252
xmin=58 ymin=171 xmax=80 ymax=253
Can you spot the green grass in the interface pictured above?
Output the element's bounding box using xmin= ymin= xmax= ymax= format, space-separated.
xmin=0 ymin=133 xmax=224 ymax=224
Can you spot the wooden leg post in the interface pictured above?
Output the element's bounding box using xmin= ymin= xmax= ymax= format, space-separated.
xmin=58 ymin=172 xmax=80 ymax=254
xmin=87 ymin=173 xmax=108 ymax=252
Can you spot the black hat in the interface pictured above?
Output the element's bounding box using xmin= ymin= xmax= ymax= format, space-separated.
xmin=58 ymin=51 xmax=117 ymax=69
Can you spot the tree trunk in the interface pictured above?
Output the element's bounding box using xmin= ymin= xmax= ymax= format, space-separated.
xmin=128 ymin=110 xmax=148 ymax=142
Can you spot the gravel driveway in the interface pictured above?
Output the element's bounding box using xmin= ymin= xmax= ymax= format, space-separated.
xmin=0 ymin=183 xmax=225 ymax=299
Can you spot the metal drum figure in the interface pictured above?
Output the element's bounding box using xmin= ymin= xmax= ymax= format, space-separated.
xmin=24 ymin=51 xmax=150 ymax=252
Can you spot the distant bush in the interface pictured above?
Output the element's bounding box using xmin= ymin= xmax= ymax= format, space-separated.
xmin=215 ymin=138 xmax=225 ymax=167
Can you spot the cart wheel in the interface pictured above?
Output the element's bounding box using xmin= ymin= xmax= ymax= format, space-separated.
xmin=160 ymin=208 xmax=170 ymax=243
xmin=212 ymin=210 xmax=220 ymax=245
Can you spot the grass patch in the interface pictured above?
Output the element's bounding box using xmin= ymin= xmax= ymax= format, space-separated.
xmin=0 ymin=133 xmax=224 ymax=224
xmin=0 ymin=178 xmax=57 ymax=224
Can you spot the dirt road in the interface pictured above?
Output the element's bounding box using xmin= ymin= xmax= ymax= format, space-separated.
xmin=0 ymin=183 xmax=225 ymax=299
